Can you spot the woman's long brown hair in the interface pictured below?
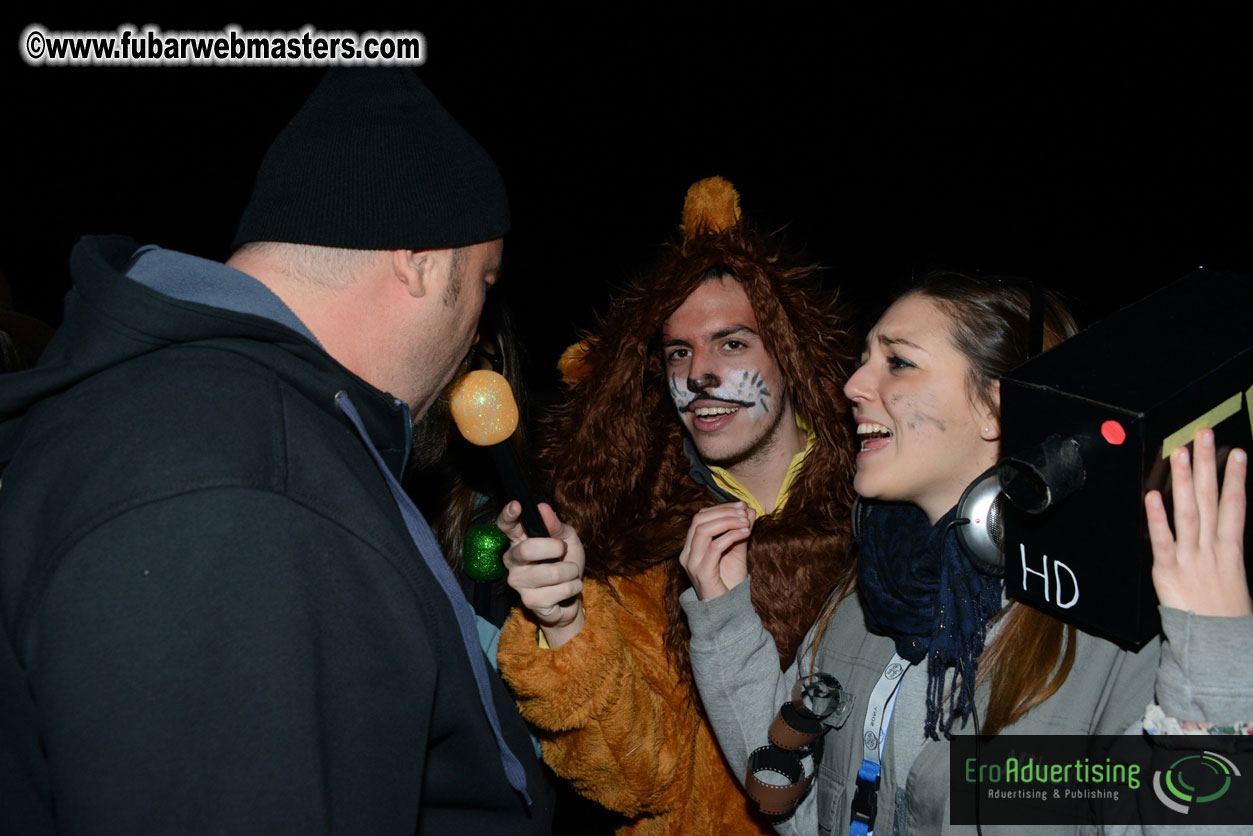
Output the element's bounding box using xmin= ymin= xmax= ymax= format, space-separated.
xmin=808 ymin=273 xmax=1079 ymax=736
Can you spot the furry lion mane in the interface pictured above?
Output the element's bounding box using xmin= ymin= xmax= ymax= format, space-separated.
xmin=543 ymin=224 xmax=860 ymax=695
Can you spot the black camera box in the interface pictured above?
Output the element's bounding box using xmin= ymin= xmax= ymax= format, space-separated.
xmin=1000 ymin=268 xmax=1252 ymax=649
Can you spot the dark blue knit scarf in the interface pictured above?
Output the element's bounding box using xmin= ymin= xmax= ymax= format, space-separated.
xmin=855 ymin=501 xmax=1004 ymax=739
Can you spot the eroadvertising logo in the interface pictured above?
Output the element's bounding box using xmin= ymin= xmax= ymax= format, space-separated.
xmin=950 ymin=735 xmax=1252 ymax=826
xmin=1152 ymin=750 xmax=1241 ymax=814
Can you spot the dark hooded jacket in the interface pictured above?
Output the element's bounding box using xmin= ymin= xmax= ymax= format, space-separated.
xmin=0 ymin=236 xmax=552 ymax=835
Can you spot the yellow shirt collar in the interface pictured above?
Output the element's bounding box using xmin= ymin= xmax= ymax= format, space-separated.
xmin=707 ymin=411 xmax=814 ymax=517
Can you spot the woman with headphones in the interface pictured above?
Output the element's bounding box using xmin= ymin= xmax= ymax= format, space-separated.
xmin=679 ymin=273 xmax=1251 ymax=835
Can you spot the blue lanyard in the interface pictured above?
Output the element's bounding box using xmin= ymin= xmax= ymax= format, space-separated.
xmin=850 ymin=653 xmax=910 ymax=836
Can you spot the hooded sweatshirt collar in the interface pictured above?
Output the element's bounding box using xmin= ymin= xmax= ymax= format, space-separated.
xmin=0 ymin=236 xmax=410 ymax=475
xmin=124 ymin=245 xmax=323 ymax=349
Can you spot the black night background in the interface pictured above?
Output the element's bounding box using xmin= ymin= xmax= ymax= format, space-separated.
xmin=5 ymin=5 xmax=1251 ymax=399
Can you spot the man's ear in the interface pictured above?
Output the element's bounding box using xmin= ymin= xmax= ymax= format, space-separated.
xmin=391 ymin=249 xmax=450 ymax=299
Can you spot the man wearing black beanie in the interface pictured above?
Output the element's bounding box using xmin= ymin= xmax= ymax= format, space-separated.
xmin=0 ymin=69 xmax=553 ymax=834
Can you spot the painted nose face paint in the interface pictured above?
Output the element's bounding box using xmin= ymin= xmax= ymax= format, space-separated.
xmin=687 ymin=372 xmax=720 ymax=392
xmin=669 ymin=368 xmax=773 ymax=421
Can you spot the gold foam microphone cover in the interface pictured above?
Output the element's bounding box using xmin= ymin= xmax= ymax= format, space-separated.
xmin=448 ymin=370 xmax=519 ymax=446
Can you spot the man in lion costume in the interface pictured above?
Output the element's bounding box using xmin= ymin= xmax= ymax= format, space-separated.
xmin=496 ymin=177 xmax=859 ymax=835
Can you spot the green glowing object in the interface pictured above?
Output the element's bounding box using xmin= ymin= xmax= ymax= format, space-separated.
xmin=463 ymin=523 xmax=508 ymax=582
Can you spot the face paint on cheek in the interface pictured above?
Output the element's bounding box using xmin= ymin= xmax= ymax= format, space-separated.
xmin=718 ymin=368 xmax=772 ymax=421
xmin=889 ymin=393 xmax=948 ymax=434
xmin=905 ymin=413 xmax=946 ymax=433
xmin=669 ymin=374 xmax=696 ymax=412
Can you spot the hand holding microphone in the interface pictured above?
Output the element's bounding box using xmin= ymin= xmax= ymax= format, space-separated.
xmin=495 ymin=500 xmax=586 ymax=647
xmin=450 ymin=370 xmax=586 ymax=646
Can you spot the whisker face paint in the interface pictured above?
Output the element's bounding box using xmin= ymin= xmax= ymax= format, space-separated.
xmin=660 ymin=277 xmax=797 ymax=470
xmin=669 ymin=368 xmax=772 ymax=421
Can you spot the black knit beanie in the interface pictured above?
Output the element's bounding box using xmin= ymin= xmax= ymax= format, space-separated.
xmin=233 ymin=68 xmax=509 ymax=251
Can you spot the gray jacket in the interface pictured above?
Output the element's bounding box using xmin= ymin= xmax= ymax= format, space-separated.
xmin=682 ymin=580 xmax=1253 ymax=836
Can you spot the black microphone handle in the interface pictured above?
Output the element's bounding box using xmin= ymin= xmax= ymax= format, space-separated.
xmin=489 ymin=442 xmax=546 ymax=538
xmin=489 ymin=442 xmax=578 ymax=608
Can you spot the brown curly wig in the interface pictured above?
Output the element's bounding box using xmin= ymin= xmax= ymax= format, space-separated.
xmin=543 ymin=220 xmax=859 ymax=695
